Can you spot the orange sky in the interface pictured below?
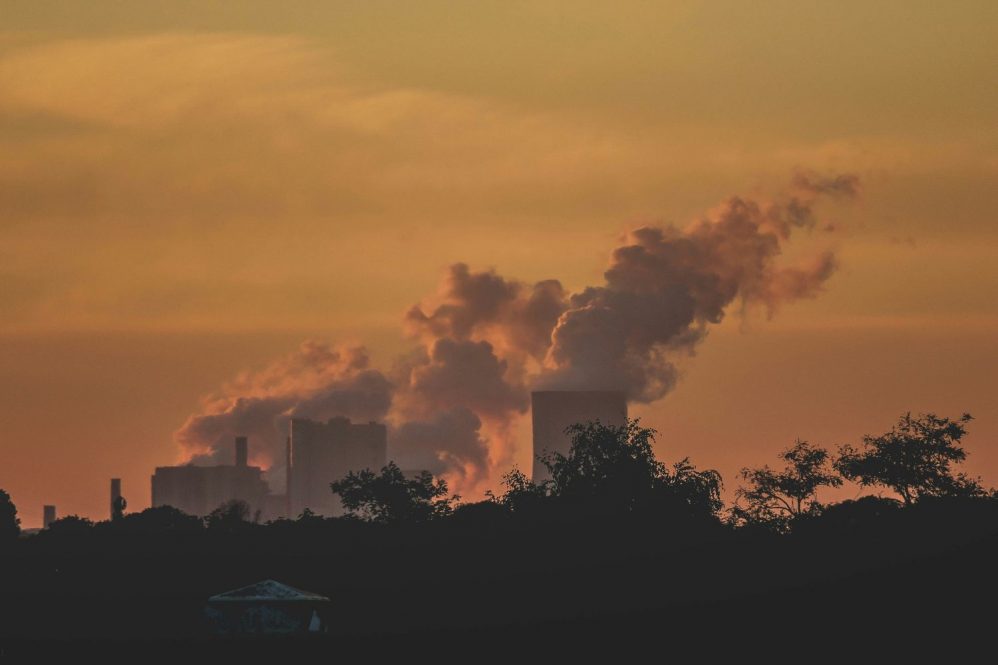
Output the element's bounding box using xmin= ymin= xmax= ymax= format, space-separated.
xmin=2 ymin=1 xmax=997 ymax=527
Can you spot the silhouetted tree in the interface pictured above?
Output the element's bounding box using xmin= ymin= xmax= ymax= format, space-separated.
xmin=835 ymin=412 xmax=984 ymax=506
xmin=488 ymin=467 xmax=548 ymax=513
xmin=809 ymin=495 xmax=902 ymax=531
xmin=451 ymin=499 xmax=511 ymax=524
xmin=331 ymin=462 xmax=457 ymax=523
xmin=731 ymin=439 xmax=842 ymax=530
xmin=111 ymin=495 xmax=127 ymax=521
xmin=540 ymin=419 xmax=723 ymax=516
xmin=0 ymin=489 xmax=20 ymax=543
xmin=120 ymin=505 xmax=203 ymax=533
xmin=46 ymin=515 xmax=94 ymax=536
xmin=295 ymin=507 xmax=325 ymax=523
xmin=666 ymin=457 xmax=725 ymax=516
xmin=204 ymin=499 xmax=251 ymax=531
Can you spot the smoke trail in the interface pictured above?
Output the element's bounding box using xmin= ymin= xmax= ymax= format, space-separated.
xmin=174 ymin=342 xmax=393 ymax=488
xmin=175 ymin=172 xmax=857 ymax=493
xmin=540 ymin=188 xmax=848 ymax=400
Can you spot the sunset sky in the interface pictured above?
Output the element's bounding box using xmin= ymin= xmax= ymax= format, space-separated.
xmin=2 ymin=1 xmax=996 ymax=527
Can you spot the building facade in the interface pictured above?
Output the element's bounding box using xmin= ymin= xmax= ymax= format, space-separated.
xmin=151 ymin=437 xmax=270 ymax=518
xmin=287 ymin=417 xmax=387 ymax=517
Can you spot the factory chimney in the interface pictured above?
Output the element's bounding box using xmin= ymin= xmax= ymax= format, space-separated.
xmin=285 ymin=434 xmax=292 ymax=518
xmin=43 ymin=505 xmax=56 ymax=528
xmin=235 ymin=436 xmax=248 ymax=467
xmin=110 ymin=478 xmax=125 ymax=520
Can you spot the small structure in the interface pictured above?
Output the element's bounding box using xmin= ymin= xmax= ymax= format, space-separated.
xmin=42 ymin=505 xmax=56 ymax=529
xmin=204 ymin=580 xmax=329 ymax=635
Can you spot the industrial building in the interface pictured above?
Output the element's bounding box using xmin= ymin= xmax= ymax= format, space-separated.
xmin=531 ymin=390 xmax=628 ymax=482
xmin=151 ymin=436 xmax=270 ymax=518
xmin=287 ymin=417 xmax=387 ymax=517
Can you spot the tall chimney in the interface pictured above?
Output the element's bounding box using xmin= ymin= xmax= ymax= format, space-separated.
xmin=235 ymin=436 xmax=248 ymax=467
xmin=43 ymin=505 xmax=56 ymax=528
xmin=110 ymin=478 xmax=122 ymax=519
xmin=286 ymin=434 xmax=292 ymax=518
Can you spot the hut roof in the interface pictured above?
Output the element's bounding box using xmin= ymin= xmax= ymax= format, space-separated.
xmin=208 ymin=579 xmax=329 ymax=603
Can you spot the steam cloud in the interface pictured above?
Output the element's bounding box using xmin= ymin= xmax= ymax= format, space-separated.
xmin=176 ymin=343 xmax=393 ymax=469
xmin=175 ymin=173 xmax=857 ymax=493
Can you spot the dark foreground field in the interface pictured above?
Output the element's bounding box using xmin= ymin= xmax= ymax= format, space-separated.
xmin=2 ymin=498 xmax=996 ymax=663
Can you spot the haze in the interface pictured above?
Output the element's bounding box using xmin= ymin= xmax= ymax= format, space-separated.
xmin=1 ymin=1 xmax=996 ymax=527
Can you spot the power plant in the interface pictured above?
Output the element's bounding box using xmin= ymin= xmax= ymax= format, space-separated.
xmin=145 ymin=417 xmax=387 ymax=521
xmin=151 ymin=437 xmax=271 ymax=519
xmin=50 ymin=391 xmax=623 ymax=524
xmin=287 ymin=417 xmax=388 ymax=517
xmin=531 ymin=390 xmax=628 ymax=482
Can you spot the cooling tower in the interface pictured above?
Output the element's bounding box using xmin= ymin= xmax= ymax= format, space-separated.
xmin=531 ymin=390 xmax=627 ymax=482
xmin=43 ymin=505 xmax=56 ymax=529
xmin=288 ymin=417 xmax=388 ymax=517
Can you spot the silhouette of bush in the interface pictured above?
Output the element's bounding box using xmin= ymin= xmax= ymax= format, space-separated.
xmin=0 ymin=489 xmax=19 ymax=543
xmin=204 ymin=499 xmax=252 ymax=532
xmin=331 ymin=462 xmax=457 ymax=523
xmin=111 ymin=494 xmax=127 ymax=521
xmin=46 ymin=515 xmax=95 ymax=536
xmin=291 ymin=507 xmax=332 ymax=526
xmin=116 ymin=505 xmax=203 ymax=533
xmin=451 ymin=500 xmax=511 ymax=526
xmin=800 ymin=496 xmax=902 ymax=532
xmin=488 ymin=467 xmax=548 ymax=514
xmin=664 ymin=457 xmax=725 ymax=517
xmin=836 ymin=412 xmax=985 ymax=505
xmin=731 ymin=439 xmax=842 ymax=531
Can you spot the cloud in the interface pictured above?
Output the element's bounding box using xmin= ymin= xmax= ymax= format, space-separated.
xmin=389 ymin=408 xmax=490 ymax=488
xmin=406 ymin=263 xmax=567 ymax=361
xmin=403 ymin=338 xmax=528 ymax=419
xmin=539 ymin=185 xmax=854 ymax=400
xmin=792 ymin=170 xmax=861 ymax=199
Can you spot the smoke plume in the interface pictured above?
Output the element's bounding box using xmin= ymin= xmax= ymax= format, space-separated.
xmin=175 ymin=342 xmax=393 ymax=486
xmin=175 ymin=173 xmax=857 ymax=493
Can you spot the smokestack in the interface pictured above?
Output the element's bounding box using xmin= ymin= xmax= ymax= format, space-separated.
xmin=235 ymin=436 xmax=248 ymax=467
xmin=285 ymin=433 xmax=292 ymax=518
xmin=531 ymin=390 xmax=627 ymax=482
xmin=110 ymin=478 xmax=121 ymax=519
xmin=43 ymin=505 xmax=56 ymax=528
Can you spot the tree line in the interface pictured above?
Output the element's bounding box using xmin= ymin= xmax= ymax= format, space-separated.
xmin=0 ymin=410 xmax=990 ymax=542
xmin=331 ymin=411 xmax=989 ymax=532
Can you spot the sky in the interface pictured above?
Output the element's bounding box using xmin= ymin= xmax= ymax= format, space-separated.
xmin=1 ymin=1 xmax=996 ymax=527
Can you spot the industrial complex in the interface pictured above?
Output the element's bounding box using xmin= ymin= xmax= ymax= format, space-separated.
xmin=148 ymin=416 xmax=390 ymax=520
xmin=151 ymin=436 xmax=272 ymax=519
xmin=41 ymin=391 xmax=627 ymax=523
